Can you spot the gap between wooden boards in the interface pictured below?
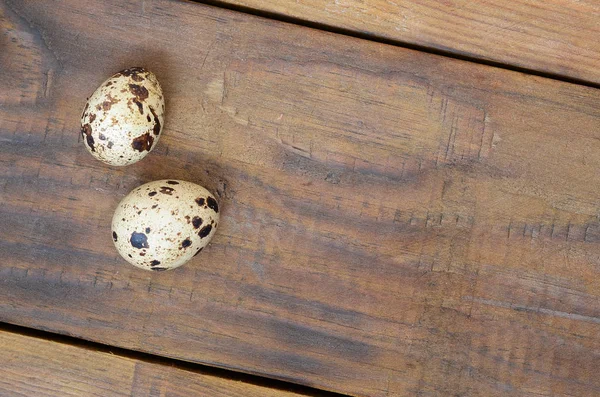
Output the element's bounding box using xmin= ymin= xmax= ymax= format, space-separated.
xmin=0 ymin=321 xmax=348 ymax=397
xmin=192 ymin=0 xmax=600 ymax=90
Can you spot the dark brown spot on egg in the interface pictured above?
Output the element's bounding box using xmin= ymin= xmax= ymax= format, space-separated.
xmin=167 ymin=181 xmax=179 ymax=185
xmin=146 ymin=114 xmax=151 ymax=122
xmin=133 ymin=99 xmax=144 ymax=114
xmin=149 ymin=191 xmax=157 ymax=197
xmin=107 ymin=141 xmax=114 ymax=149
xmin=192 ymin=217 xmax=203 ymax=229
xmin=119 ymin=67 xmax=146 ymax=81
xmin=131 ymin=132 xmax=154 ymax=152
xmin=82 ymin=102 xmax=89 ymax=116
xmin=96 ymin=104 xmax=102 ymax=111
xmin=195 ymin=197 xmax=205 ymax=206
xmin=194 ymin=247 xmax=203 ymax=256
xmin=99 ymin=133 xmax=106 ymax=140
xmin=129 ymin=84 xmax=149 ymax=101
xmin=89 ymin=113 xmax=96 ymax=122
xmin=198 ymin=224 xmax=212 ymax=238
xmin=120 ymin=67 xmax=145 ymax=75
xmin=106 ymin=81 xmax=113 ymax=87
xmin=130 ymin=232 xmax=149 ymax=249
xmin=128 ymin=254 xmax=132 ymax=258
xmin=181 ymin=238 xmax=192 ymax=249
xmin=112 ymin=231 xmax=118 ymax=241
xmin=81 ymin=123 xmax=95 ymax=151
xmin=151 ymin=204 xmax=158 ymax=209
xmin=139 ymin=252 xmax=146 ymax=256
xmin=81 ymin=123 xmax=92 ymax=136
xmin=101 ymin=93 xmax=119 ymax=111
xmin=150 ymin=260 xmax=161 ymax=267
xmin=160 ymin=186 xmax=174 ymax=195
xmin=206 ymin=196 xmax=219 ymax=213
xmin=145 ymin=227 xmax=151 ymax=233
xmin=149 ymin=106 xmax=161 ymax=135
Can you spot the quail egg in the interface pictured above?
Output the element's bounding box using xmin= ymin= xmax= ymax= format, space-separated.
xmin=112 ymin=180 xmax=220 ymax=271
xmin=80 ymin=67 xmax=165 ymax=166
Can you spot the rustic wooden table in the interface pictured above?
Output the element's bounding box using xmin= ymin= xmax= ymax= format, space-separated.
xmin=1 ymin=1 xmax=599 ymax=396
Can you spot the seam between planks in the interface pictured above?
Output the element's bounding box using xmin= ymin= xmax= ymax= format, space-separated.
xmin=191 ymin=0 xmax=600 ymax=90
xmin=0 ymin=321 xmax=349 ymax=397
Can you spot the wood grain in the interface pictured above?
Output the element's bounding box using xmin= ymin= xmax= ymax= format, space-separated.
xmin=1 ymin=0 xmax=600 ymax=396
xmin=0 ymin=330 xmax=306 ymax=396
xmin=216 ymin=0 xmax=600 ymax=85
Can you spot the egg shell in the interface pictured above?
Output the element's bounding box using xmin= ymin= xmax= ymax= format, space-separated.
xmin=112 ymin=180 xmax=220 ymax=271
xmin=80 ymin=67 xmax=165 ymax=166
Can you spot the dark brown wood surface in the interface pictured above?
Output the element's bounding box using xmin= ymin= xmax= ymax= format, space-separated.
xmin=217 ymin=0 xmax=600 ymax=85
xmin=1 ymin=0 xmax=600 ymax=396
xmin=0 ymin=330 xmax=305 ymax=396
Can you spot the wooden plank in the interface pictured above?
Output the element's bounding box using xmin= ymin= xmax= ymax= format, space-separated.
xmin=1 ymin=0 xmax=600 ymax=396
xmin=217 ymin=0 xmax=600 ymax=85
xmin=0 ymin=329 xmax=308 ymax=396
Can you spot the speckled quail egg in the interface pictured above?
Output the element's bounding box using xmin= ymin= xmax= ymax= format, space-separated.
xmin=80 ymin=67 xmax=165 ymax=166
xmin=111 ymin=180 xmax=220 ymax=271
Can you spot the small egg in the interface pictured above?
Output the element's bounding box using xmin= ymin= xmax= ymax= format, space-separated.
xmin=80 ymin=67 xmax=165 ymax=166
xmin=112 ymin=180 xmax=220 ymax=271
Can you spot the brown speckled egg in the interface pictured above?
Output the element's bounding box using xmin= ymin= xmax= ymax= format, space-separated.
xmin=80 ymin=67 xmax=165 ymax=166
xmin=111 ymin=180 xmax=220 ymax=271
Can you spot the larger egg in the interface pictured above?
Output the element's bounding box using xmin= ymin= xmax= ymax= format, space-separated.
xmin=80 ymin=67 xmax=165 ymax=166
xmin=112 ymin=180 xmax=220 ymax=271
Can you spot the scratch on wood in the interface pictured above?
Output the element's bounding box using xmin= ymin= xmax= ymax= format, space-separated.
xmin=584 ymin=224 xmax=590 ymax=242
xmin=221 ymin=71 xmax=228 ymax=105
xmin=464 ymin=296 xmax=600 ymax=325
xmin=42 ymin=69 xmax=53 ymax=98
xmin=443 ymin=114 xmax=456 ymax=161
xmin=435 ymin=96 xmax=488 ymax=166
xmin=199 ymin=40 xmax=215 ymax=72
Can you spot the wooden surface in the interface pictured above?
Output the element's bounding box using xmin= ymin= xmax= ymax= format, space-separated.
xmin=217 ymin=0 xmax=600 ymax=85
xmin=1 ymin=0 xmax=600 ymax=396
xmin=0 ymin=330 xmax=304 ymax=396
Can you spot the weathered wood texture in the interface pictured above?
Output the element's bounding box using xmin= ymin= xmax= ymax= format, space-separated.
xmin=218 ymin=0 xmax=600 ymax=85
xmin=0 ymin=330 xmax=305 ymax=396
xmin=1 ymin=0 xmax=600 ymax=396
